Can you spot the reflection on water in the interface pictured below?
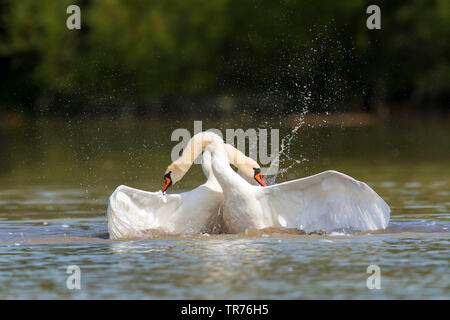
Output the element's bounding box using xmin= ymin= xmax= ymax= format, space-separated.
xmin=1 ymin=233 xmax=449 ymax=299
xmin=0 ymin=119 xmax=449 ymax=299
xmin=1 ymin=173 xmax=448 ymax=299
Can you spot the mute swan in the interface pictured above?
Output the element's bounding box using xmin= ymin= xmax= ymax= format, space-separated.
xmin=164 ymin=131 xmax=390 ymax=234
xmin=107 ymin=143 xmax=265 ymax=239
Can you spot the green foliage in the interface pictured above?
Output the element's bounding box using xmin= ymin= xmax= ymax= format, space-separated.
xmin=0 ymin=0 xmax=448 ymax=115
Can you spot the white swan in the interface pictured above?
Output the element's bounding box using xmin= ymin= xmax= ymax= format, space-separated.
xmin=166 ymin=131 xmax=390 ymax=234
xmin=107 ymin=143 xmax=265 ymax=239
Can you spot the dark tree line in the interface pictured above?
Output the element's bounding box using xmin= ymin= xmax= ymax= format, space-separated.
xmin=0 ymin=0 xmax=448 ymax=117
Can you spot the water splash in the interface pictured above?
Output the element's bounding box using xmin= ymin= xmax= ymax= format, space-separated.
xmin=157 ymin=190 xmax=168 ymax=203
xmin=265 ymin=107 xmax=309 ymax=185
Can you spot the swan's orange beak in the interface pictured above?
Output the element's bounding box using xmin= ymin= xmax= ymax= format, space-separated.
xmin=162 ymin=172 xmax=172 ymax=193
xmin=253 ymin=168 xmax=267 ymax=187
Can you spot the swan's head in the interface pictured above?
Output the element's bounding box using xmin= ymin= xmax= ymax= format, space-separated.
xmin=235 ymin=158 xmax=267 ymax=187
xmin=162 ymin=162 xmax=188 ymax=193
xmin=253 ymin=167 xmax=267 ymax=186
xmin=223 ymin=144 xmax=266 ymax=187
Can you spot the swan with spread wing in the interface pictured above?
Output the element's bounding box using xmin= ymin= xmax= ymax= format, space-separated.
xmin=161 ymin=131 xmax=390 ymax=233
xmin=107 ymin=142 xmax=265 ymax=239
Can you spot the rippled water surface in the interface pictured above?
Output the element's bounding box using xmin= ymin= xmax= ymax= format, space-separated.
xmin=0 ymin=119 xmax=449 ymax=299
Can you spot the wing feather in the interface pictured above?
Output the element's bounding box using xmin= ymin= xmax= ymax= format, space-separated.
xmin=107 ymin=185 xmax=183 ymax=239
xmin=258 ymin=170 xmax=390 ymax=233
xmin=107 ymin=184 xmax=222 ymax=239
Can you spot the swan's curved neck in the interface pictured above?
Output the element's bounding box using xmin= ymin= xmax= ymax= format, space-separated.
xmin=169 ymin=131 xmax=255 ymax=189
xmin=206 ymin=139 xmax=248 ymax=195
xmin=170 ymin=132 xmax=227 ymax=183
xmin=200 ymin=150 xmax=214 ymax=180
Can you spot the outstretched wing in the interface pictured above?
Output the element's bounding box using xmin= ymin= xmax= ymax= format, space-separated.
xmin=257 ymin=170 xmax=390 ymax=233
xmin=107 ymin=183 xmax=223 ymax=239
xmin=107 ymin=185 xmax=183 ymax=239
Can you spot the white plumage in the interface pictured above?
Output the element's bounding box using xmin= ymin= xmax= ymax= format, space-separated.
xmin=107 ymin=131 xmax=390 ymax=238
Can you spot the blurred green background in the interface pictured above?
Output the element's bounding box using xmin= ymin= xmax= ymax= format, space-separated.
xmin=0 ymin=0 xmax=448 ymax=117
xmin=0 ymin=0 xmax=448 ymax=190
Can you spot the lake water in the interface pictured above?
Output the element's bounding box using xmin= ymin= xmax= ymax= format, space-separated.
xmin=0 ymin=117 xmax=448 ymax=299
